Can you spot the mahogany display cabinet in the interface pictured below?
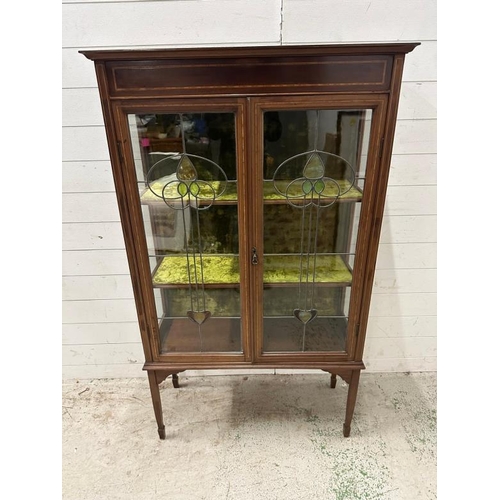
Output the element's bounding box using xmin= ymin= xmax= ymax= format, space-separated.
xmin=81 ymin=43 xmax=419 ymax=438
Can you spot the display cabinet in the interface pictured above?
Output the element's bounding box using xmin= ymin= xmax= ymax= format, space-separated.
xmin=81 ymin=43 xmax=418 ymax=438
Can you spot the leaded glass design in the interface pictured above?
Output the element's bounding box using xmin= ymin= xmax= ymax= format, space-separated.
xmin=129 ymin=112 xmax=242 ymax=354
xmin=262 ymin=109 xmax=371 ymax=353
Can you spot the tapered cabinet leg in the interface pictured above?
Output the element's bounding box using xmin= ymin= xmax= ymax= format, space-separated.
xmin=343 ymin=370 xmax=361 ymax=438
xmin=172 ymin=373 xmax=180 ymax=388
xmin=330 ymin=374 xmax=337 ymax=389
xmin=147 ymin=371 xmax=166 ymax=440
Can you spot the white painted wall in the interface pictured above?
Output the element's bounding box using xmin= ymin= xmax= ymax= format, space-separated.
xmin=62 ymin=0 xmax=437 ymax=378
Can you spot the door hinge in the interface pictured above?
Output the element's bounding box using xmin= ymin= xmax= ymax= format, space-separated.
xmin=379 ymin=137 xmax=385 ymax=159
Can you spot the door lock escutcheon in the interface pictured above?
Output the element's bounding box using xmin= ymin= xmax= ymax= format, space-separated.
xmin=251 ymin=247 xmax=258 ymax=265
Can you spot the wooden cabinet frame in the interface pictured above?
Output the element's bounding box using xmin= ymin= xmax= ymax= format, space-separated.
xmin=82 ymin=43 xmax=419 ymax=438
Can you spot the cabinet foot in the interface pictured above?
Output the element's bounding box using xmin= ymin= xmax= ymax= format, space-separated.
xmin=343 ymin=423 xmax=351 ymax=437
xmin=158 ymin=425 xmax=166 ymax=440
xmin=172 ymin=373 xmax=180 ymax=388
xmin=330 ymin=374 xmax=337 ymax=389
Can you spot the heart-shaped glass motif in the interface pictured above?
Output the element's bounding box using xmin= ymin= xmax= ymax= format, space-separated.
xmin=293 ymin=309 xmax=318 ymax=324
xmin=187 ymin=310 xmax=211 ymax=325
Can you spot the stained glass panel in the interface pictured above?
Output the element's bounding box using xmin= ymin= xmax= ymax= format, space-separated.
xmin=129 ymin=112 xmax=242 ymax=354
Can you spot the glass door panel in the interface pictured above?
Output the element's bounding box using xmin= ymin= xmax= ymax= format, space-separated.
xmin=261 ymin=108 xmax=372 ymax=353
xmin=128 ymin=112 xmax=242 ymax=354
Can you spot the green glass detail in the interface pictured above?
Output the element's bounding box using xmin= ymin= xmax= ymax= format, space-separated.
xmin=303 ymin=153 xmax=325 ymax=179
xmin=190 ymin=182 xmax=200 ymax=197
xmin=177 ymin=156 xmax=197 ymax=181
xmin=314 ymin=180 xmax=325 ymax=194
xmin=302 ymin=180 xmax=313 ymax=194
xmin=177 ymin=182 xmax=188 ymax=196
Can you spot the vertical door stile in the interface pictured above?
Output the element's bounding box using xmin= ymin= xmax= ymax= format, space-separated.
xmin=236 ymin=98 xmax=253 ymax=362
xmin=113 ymin=103 xmax=164 ymax=361
xmin=247 ymin=96 xmax=264 ymax=362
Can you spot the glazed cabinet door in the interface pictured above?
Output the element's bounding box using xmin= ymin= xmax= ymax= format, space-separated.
xmin=115 ymin=99 xmax=251 ymax=362
xmin=250 ymin=96 xmax=387 ymax=362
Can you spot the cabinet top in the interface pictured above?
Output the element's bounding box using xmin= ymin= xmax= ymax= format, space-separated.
xmin=80 ymin=43 xmax=419 ymax=62
xmin=82 ymin=43 xmax=419 ymax=98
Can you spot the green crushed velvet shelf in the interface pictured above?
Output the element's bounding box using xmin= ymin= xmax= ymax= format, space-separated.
xmin=140 ymin=180 xmax=362 ymax=205
xmin=264 ymin=179 xmax=362 ymax=203
xmin=141 ymin=180 xmax=237 ymax=204
xmin=152 ymin=254 xmax=352 ymax=287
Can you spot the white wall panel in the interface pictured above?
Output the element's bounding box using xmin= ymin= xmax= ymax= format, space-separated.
xmin=384 ymin=186 xmax=436 ymax=216
xmin=63 ymin=275 xmax=134 ymax=301
xmin=63 ymin=322 xmax=141 ymax=345
xmin=63 ymin=48 xmax=98 ymax=88
xmin=62 ymin=250 xmax=130 ymax=276
xmin=398 ymin=82 xmax=437 ymax=120
xmin=62 ymin=1 xmax=281 ymax=48
xmin=372 ymin=269 xmax=436 ymax=294
xmin=62 ymin=363 xmax=146 ymax=379
xmin=62 ymin=126 xmax=109 ymax=161
xmin=62 ymin=193 xmax=120 ymax=223
xmin=376 ymin=243 xmax=437 ymax=270
xmin=365 ymin=356 xmax=436 ymax=372
xmin=62 ymin=88 xmax=103 ymax=126
xmin=364 ymin=336 xmax=436 ymax=359
xmin=62 ymin=223 xmax=125 ymax=250
xmin=63 ymin=343 xmax=145 ymax=366
xmin=282 ymin=0 xmax=437 ymax=43
xmin=370 ymin=293 xmax=437 ymax=317
xmin=401 ymin=41 xmax=437 ymax=82
xmin=380 ymin=216 xmax=436 ymax=244
xmin=367 ymin=315 xmax=436 ymax=339
xmin=62 ymin=299 xmax=138 ymax=324
xmin=388 ymin=154 xmax=437 ymax=186
xmin=62 ymin=161 xmax=115 ymax=193
xmin=392 ymin=119 xmax=437 ymax=155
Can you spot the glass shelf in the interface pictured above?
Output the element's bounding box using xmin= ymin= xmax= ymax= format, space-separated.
xmin=152 ymin=254 xmax=353 ymax=287
xmin=140 ymin=179 xmax=362 ymax=206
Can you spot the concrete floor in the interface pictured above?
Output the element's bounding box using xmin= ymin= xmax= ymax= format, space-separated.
xmin=62 ymin=372 xmax=436 ymax=500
